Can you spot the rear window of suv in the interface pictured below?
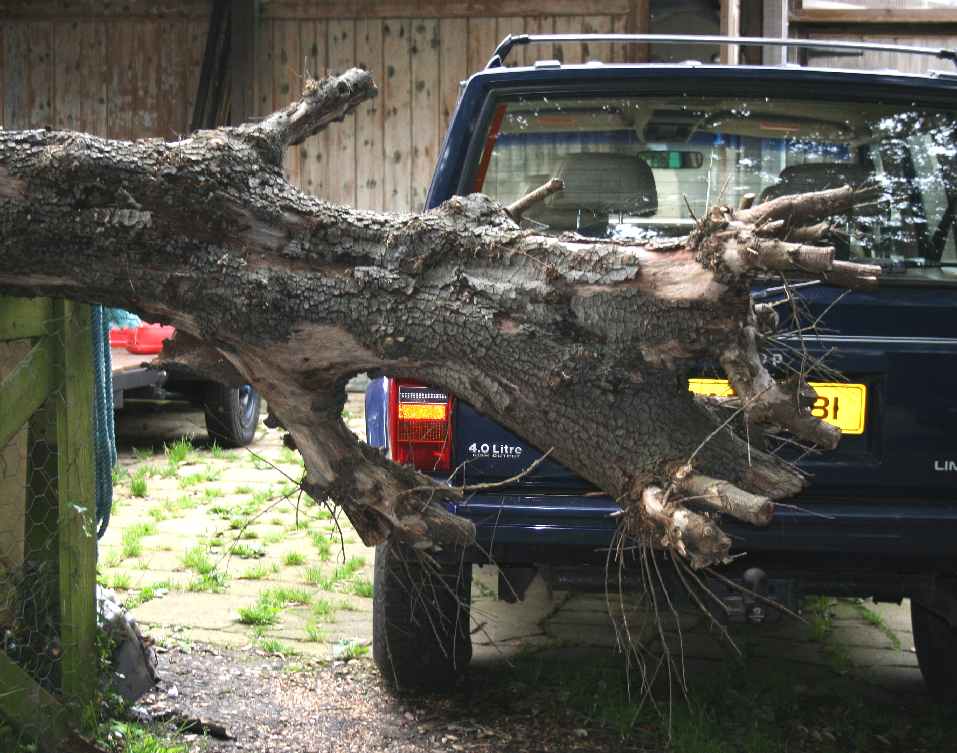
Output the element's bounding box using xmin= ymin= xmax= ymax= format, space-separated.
xmin=470 ymin=94 xmax=957 ymax=282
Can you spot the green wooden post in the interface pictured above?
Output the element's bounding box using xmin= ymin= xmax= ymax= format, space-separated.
xmin=53 ymin=300 xmax=98 ymax=718
xmin=0 ymin=653 xmax=69 ymax=750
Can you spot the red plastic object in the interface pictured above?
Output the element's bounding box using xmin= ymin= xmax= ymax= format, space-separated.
xmin=127 ymin=323 xmax=175 ymax=355
xmin=109 ymin=322 xmax=175 ymax=355
xmin=109 ymin=327 xmax=134 ymax=348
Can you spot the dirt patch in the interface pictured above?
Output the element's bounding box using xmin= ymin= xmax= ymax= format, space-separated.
xmin=140 ymin=644 xmax=646 ymax=753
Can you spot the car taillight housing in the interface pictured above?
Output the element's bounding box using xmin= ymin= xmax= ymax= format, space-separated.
xmin=388 ymin=379 xmax=453 ymax=473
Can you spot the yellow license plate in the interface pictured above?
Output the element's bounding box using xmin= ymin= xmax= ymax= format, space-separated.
xmin=688 ymin=379 xmax=867 ymax=435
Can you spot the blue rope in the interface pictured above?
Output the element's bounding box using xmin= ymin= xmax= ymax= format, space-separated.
xmin=92 ymin=305 xmax=117 ymax=538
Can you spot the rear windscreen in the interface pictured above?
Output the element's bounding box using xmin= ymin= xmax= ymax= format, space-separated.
xmin=470 ymin=94 xmax=957 ymax=282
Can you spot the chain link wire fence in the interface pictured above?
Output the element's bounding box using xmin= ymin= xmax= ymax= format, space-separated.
xmin=0 ymin=299 xmax=102 ymax=751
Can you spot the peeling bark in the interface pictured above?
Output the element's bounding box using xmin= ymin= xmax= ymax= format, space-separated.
xmin=0 ymin=69 xmax=880 ymax=569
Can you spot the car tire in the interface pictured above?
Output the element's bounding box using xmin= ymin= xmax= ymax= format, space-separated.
xmin=372 ymin=543 xmax=472 ymax=691
xmin=911 ymin=599 xmax=957 ymax=702
xmin=203 ymin=383 xmax=261 ymax=448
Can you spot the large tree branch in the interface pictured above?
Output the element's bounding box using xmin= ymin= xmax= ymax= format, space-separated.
xmin=0 ymin=69 xmax=880 ymax=568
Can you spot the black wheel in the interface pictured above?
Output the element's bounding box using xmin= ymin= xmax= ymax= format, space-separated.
xmin=203 ymin=383 xmax=261 ymax=447
xmin=372 ymin=543 xmax=472 ymax=691
xmin=911 ymin=599 xmax=957 ymax=702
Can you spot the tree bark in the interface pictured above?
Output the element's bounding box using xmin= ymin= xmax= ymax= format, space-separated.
xmin=0 ymin=69 xmax=880 ymax=569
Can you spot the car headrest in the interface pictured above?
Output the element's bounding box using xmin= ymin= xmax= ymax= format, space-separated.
xmin=545 ymin=153 xmax=657 ymax=217
xmin=760 ymin=163 xmax=871 ymax=203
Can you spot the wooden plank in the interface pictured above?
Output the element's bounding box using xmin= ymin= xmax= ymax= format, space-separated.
xmin=410 ymin=18 xmax=440 ymax=211
xmin=3 ymin=22 xmax=53 ymax=129
xmin=328 ymin=19 xmax=357 ymax=206
xmin=623 ymin=0 xmax=650 ymax=63
xmin=262 ymin=1 xmax=633 ymax=19
xmin=0 ymin=340 xmax=30 ymax=621
xmin=0 ymin=652 xmax=69 ymax=751
xmin=254 ymin=17 xmax=275 ymax=120
xmin=131 ymin=20 xmax=161 ymax=138
xmin=553 ymin=16 xmax=584 ymax=65
xmin=582 ymin=15 xmax=614 ymax=64
xmin=792 ymin=9 xmax=957 ymax=25
xmin=0 ymin=297 xmax=53 ymax=341
xmin=106 ymin=19 xmax=135 ymax=140
xmin=521 ymin=16 xmax=555 ymax=66
xmin=53 ymin=20 xmax=107 ymax=137
xmin=0 ymin=336 xmax=53 ymax=449
xmin=274 ymin=19 xmax=303 ymax=187
xmin=467 ymin=17 xmax=498 ymax=73
xmin=354 ymin=18 xmax=384 ymax=210
xmin=496 ymin=15 xmax=524 ymax=65
xmin=2 ymin=0 xmax=210 ymax=18
xmin=439 ymin=18 xmax=468 ymax=137
xmin=230 ymin=0 xmax=259 ymax=126
xmin=720 ymin=0 xmax=741 ymax=65
xmin=54 ymin=301 xmax=97 ymax=714
xmin=382 ymin=18 xmax=411 ymax=211
xmin=184 ymin=12 xmax=209 ymax=127
xmin=157 ymin=19 xmax=190 ymax=139
xmin=298 ymin=19 xmax=326 ymax=197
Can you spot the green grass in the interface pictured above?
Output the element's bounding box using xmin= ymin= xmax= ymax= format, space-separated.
xmin=240 ymin=528 xmax=259 ymax=540
xmin=181 ymin=545 xmax=215 ymax=575
xmin=311 ymin=532 xmax=333 ymax=561
xmin=263 ymin=532 xmax=284 ymax=545
xmin=164 ymin=437 xmax=194 ymax=466
xmin=129 ymin=469 xmax=148 ymax=498
xmin=100 ymin=572 xmax=132 ymax=590
xmin=132 ymin=446 xmax=155 ymax=462
xmin=186 ymin=572 xmax=228 ymax=593
xmin=283 ymin=551 xmax=306 ymax=566
xmin=208 ymin=441 xmax=234 ymax=460
xmin=311 ymin=598 xmax=337 ymax=621
xmin=852 ymin=599 xmax=903 ymax=650
xmin=164 ymin=495 xmax=197 ymax=514
xmin=239 ymin=564 xmax=270 ymax=580
xmin=238 ymin=601 xmax=280 ymax=625
xmin=124 ymin=580 xmax=173 ymax=610
xmin=332 ymin=555 xmax=366 ymax=582
xmin=279 ymin=446 xmax=301 ymax=465
xmin=203 ymin=487 xmax=224 ymax=500
xmin=351 ymin=578 xmax=373 ymax=598
xmin=261 ymin=586 xmax=312 ymax=607
xmin=337 ymin=640 xmax=369 ymax=660
xmin=111 ymin=465 xmax=129 ymax=485
xmin=147 ymin=506 xmax=168 ymax=522
xmin=178 ymin=465 xmax=222 ymax=488
xmin=304 ymin=566 xmax=337 ymax=590
xmin=121 ymin=523 xmax=155 ymax=559
xmin=229 ymin=543 xmax=265 ymax=559
xmin=234 ymin=485 xmax=254 ymax=495
xmin=304 ymin=622 xmax=328 ymax=643
xmin=105 ymin=721 xmax=187 ymax=753
xmin=255 ymin=637 xmax=299 ymax=656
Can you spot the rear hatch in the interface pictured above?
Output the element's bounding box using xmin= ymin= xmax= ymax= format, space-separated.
xmin=435 ymin=68 xmax=957 ymax=500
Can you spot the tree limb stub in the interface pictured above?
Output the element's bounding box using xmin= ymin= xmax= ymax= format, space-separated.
xmin=0 ymin=68 xmax=881 ymax=568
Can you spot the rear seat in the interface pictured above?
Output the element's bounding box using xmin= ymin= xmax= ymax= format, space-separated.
xmin=525 ymin=152 xmax=657 ymax=237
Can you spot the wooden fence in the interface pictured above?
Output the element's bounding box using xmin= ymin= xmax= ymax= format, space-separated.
xmin=0 ymin=297 xmax=98 ymax=750
xmin=0 ymin=0 xmax=640 ymax=212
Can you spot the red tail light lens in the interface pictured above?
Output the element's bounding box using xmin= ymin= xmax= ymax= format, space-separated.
xmin=388 ymin=380 xmax=452 ymax=473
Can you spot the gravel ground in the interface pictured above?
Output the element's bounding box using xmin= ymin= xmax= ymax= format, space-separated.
xmin=139 ymin=644 xmax=649 ymax=753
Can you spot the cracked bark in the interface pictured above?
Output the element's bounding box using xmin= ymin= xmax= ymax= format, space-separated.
xmin=0 ymin=69 xmax=880 ymax=568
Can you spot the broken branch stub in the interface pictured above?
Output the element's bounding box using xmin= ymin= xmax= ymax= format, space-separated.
xmin=0 ymin=68 xmax=880 ymax=569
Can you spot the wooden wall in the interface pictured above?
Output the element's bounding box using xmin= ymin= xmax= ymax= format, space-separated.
xmin=0 ymin=1 xmax=635 ymax=212
xmin=0 ymin=7 xmax=209 ymax=140
xmin=257 ymin=6 xmax=633 ymax=211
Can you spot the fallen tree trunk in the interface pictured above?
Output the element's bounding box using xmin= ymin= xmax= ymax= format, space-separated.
xmin=0 ymin=69 xmax=880 ymax=569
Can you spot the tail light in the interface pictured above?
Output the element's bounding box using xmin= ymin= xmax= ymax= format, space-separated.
xmin=388 ymin=379 xmax=453 ymax=473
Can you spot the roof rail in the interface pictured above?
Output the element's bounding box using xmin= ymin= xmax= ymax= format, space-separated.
xmin=485 ymin=33 xmax=957 ymax=70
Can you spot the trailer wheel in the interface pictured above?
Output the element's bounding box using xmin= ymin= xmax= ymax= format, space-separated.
xmin=203 ymin=383 xmax=261 ymax=447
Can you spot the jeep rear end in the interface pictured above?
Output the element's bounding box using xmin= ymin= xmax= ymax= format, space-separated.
xmin=367 ymin=35 xmax=957 ymax=697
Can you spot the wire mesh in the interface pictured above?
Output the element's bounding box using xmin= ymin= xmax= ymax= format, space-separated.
xmin=0 ymin=305 xmax=100 ymax=751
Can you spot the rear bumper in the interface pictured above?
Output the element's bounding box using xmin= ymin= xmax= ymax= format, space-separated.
xmin=451 ymin=493 xmax=957 ymax=565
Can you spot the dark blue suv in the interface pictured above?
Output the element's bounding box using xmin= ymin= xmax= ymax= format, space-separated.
xmin=367 ymin=35 xmax=957 ymax=697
